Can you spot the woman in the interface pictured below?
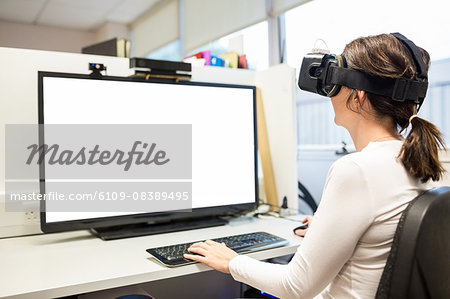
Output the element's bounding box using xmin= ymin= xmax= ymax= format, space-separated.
xmin=184 ymin=33 xmax=446 ymax=298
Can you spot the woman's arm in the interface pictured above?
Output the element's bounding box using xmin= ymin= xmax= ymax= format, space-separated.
xmin=186 ymin=158 xmax=374 ymax=298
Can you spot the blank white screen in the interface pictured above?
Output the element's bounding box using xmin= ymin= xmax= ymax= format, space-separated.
xmin=43 ymin=76 xmax=256 ymax=223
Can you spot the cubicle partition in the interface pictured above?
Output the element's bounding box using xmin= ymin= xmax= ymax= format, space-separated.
xmin=0 ymin=47 xmax=298 ymax=238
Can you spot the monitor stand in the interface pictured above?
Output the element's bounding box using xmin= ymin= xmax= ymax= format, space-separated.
xmin=91 ymin=216 xmax=228 ymax=240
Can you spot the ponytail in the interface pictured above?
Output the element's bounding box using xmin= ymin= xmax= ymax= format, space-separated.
xmin=399 ymin=116 xmax=446 ymax=182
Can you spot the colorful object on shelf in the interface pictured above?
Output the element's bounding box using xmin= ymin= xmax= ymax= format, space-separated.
xmin=238 ymin=54 xmax=248 ymax=69
xmin=201 ymin=50 xmax=211 ymax=65
xmin=220 ymin=52 xmax=239 ymax=69
xmin=182 ymin=50 xmax=248 ymax=69
xmin=191 ymin=52 xmax=203 ymax=59
xmin=210 ymin=56 xmax=225 ymax=67
xmin=182 ymin=50 xmax=212 ymax=66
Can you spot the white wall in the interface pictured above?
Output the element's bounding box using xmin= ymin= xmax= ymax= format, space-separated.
xmin=439 ymin=150 xmax=450 ymax=187
xmin=0 ymin=47 xmax=132 ymax=237
xmin=254 ymin=64 xmax=298 ymax=212
xmin=0 ymin=20 xmax=131 ymax=54
xmin=0 ymin=20 xmax=96 ymax=53
xmin=95 ymin=22 xmax=130 ymax=43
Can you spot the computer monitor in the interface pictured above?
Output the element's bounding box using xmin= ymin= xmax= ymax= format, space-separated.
xmin=38 ymin=71 xmax=257 ymax=239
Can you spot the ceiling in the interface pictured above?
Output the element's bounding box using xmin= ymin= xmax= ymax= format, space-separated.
xmin=0 ymin=0 xmax=161 ymax=31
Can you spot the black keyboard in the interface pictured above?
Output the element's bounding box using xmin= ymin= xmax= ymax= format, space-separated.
xmin=146 ymin=231 xmax=289 ymax=267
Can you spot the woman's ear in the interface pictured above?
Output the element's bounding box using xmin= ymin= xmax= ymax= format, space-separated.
xmin=355 ymin=90 xmax=375 ymax=118
xmin=355 ymin=90 xmax=369 ymax=108
xmin=356 ymin=90 xmax=366 ymax=102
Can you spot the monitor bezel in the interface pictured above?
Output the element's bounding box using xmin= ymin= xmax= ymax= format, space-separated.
xmin=38 ymin=71 xmax=258 ymax=233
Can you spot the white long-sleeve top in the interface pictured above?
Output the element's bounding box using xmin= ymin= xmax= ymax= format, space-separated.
xmin=229 ymin=140 xmax=435 ymax=298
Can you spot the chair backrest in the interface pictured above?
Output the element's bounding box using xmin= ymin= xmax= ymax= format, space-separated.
xmin=376 ymin=186 xmax=450 ymax=299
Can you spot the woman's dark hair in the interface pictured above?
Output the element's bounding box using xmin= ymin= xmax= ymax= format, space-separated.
xmin=343 ymin=33 xmax=446 ymax=182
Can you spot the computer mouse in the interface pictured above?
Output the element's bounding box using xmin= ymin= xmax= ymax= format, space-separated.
xmin=293 ymin=223 xmax=308 ymax=233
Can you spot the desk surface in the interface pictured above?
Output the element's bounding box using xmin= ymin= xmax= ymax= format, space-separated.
xmin=0 ymin=217 xmax=303 ymax=299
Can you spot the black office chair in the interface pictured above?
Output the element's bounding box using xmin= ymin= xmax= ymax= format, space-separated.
xmin=298 ymin=181 xmax=318 ymax=213
xmin=376 ymin=186 xmax=450 ymax=299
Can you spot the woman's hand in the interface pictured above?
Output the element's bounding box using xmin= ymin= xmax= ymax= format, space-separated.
xmin=294 ymin=216 xmax=313 ymax=237
xmin=184 ymin=240 xmax=238 ymax=273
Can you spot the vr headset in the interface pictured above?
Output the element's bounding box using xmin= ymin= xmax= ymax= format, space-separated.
xmin=298 ymin=33 xmax=428 ymax=107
